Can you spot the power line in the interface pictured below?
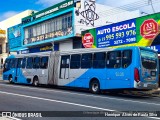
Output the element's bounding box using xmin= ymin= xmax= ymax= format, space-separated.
xmin=75 ymin=0 xmax=160 ymax=28
xmin=97 ymin=0 xmax=146 ymax=15
xmin=148 ymin=0 xmax=156 ymax=13
xmin=97 ymin=0 xmax=160 ymax=16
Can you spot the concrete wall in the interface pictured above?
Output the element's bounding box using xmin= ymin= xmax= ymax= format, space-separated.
xmin=59 ymin=40 xmax=73 ymax=51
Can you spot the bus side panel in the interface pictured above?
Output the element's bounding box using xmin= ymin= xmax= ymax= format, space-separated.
xmin=64 ymin=69 xmax=89 ymax=88
xmin=16 ymin=68 xmax=29 ymax=84
xmin=82 ymin=69 xmax=107 ymax=89
xmin=65 ymin=69 xmax=107 ymax=89
xmin=38 ymin=69 xmax=48 ymax=84
xmin=56 ymin=67 xmax=135 ymax=90
xmin=105 ymin=67 xmax=133 ymax=89
xmin=3 ymin=68 xmax=30 ymax=84
xmin=3 ymin=70 xmax=14 ymax=81
xmin=68 ymin=69 xmax=87 ymax=87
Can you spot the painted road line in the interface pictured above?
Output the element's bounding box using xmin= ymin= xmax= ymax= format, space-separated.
xmin=0 ymin=91 xmax=115 ymax=111
xmin=0 ymin=91 xmax=160 ymax=119
xmin=1 ymin=83 xmax=160 ymax=107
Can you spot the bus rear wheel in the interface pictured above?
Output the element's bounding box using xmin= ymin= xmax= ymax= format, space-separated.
xmin=33 ymin=77 xmax=39 ymax=87
xmin=90 ymin=80 xmax=100 ymax=94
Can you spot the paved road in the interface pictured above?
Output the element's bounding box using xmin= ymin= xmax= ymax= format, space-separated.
xmin=0 ymin=80 xmax=160 ymax=120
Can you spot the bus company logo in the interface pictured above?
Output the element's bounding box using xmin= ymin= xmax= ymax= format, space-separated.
xmin=83 ymin=33 xmax=94 ymax=48
xmin=2 ymin=112 xmax=11 ymax=117
xmin=140 ymin=19 xmax=158 ymax=39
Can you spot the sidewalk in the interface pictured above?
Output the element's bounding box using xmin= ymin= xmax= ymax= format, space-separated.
xmin=152 ymin=88 xmax=160 ymax=96
xmin=123 ymin=88 xmax=160 ymax=97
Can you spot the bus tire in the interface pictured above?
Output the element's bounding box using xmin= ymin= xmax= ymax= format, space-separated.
xmin=33 ymin=77 xmax=39 ymax=87
xmin=89 ymin=79 xmax=100 ymax=94
xmin=8 ymin=75 xmax=13 ymax=84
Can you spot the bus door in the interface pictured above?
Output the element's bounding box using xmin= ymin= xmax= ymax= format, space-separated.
xmin=9 ymin=58 xmax=18 ymax=83
xmin=33 ymin=57 xmax=41 ymax=83
xmin=38 ymin=56 xmax=48 ymax=84
xmin=22 ymin=57 xmax=33 ymax=83
xmin=59 ymin=55 xmax=70 ymax=85
xmin=16 ymin=58 xmax=23 ymax=82
xmin=106 ymin=50 xmax=131 ymax=89
xmin=69 ymin=54 xmax=85 ymax=87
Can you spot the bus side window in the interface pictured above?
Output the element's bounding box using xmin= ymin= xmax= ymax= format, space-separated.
xmin=70 ymin=54 xmax=81 ymax=69
xmin=122 ymin=50 xmax=132 ymax=68
xmin=60 ymin=56 xmax=70 ymax=68
xmin=22 ymin=58 xmax=26 ymax=68
xmin=10 ymin=58 xmax=17 ymax=68
xmin=40 ymin=57 xmax=48 ymax=69
xmin=106 ymin=51 xmax=121 ymax=68
xmin=93 ymin=52 xmax=105 ymax=68
xmin=81 ymin=53 xmax=92 ymax=69
xmin=9 ymin=59 xmax=13 ymax=68
xmin=4 ymin=59 xmax=10 ymax=69
xmin=26 ymin=57 xmax=33 ymax=69
xmin=33 ymin=57 xmax=40 ymax=69
xmin=17 ymin=58 xmax=23 ymax=68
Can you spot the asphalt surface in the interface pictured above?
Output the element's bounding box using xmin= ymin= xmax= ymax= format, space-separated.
xmin=0 ymin=79 xmax=160 ymax=120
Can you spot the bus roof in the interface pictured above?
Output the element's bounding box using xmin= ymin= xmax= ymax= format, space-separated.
xmin=7 ymin=46 xmax=157 ymax=58
xmin=59 ymin=46 xmax=148 ymax=55
xmin=8 ymin=51 xmax=52 ymax=58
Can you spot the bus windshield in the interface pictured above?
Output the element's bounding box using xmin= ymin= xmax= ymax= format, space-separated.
xmin=140 ymin=50 xmax=157 ymax=69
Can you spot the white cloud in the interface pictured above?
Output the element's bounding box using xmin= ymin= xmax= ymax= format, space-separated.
xmin=36 ymin=0 xmax=64 ymax=8
xmin=0 ymin=11 xmax=20 ymax=22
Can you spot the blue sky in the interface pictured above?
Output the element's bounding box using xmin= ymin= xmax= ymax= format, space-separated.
xmin=0 ymin=0 xmax=160 ymax=22
xmin=0 ymin=0 xmax=61 ymax=21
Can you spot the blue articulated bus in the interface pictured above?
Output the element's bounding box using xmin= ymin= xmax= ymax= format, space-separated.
xmin=3 ymin=46 xmax=159 ymax=93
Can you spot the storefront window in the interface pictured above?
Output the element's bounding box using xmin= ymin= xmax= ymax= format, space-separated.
xmin=24 ymin=13 xmax=73 ymax=45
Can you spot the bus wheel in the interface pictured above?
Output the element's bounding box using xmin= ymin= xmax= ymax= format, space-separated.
xmin=33 ymin=77 xmax=39 ymax=87
xmin=90 ymin=80 xmax=100 ymax=94
xmin=8 ymin=76 xmax=13 ymax=84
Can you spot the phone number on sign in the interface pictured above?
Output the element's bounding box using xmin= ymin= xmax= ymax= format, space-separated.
xmin=114 ymin=37 xmax=136 ymax=45
xmin=98 ymin=29 xmax=136 ymax=42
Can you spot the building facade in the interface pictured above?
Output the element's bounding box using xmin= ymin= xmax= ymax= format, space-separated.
xmin=0 ymin=29 xmax=6 ymax=68
xmin=0 ymin=10 xmax=36 ymax=68
xmin=8 ymin=0 xmax=140 ymax=54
